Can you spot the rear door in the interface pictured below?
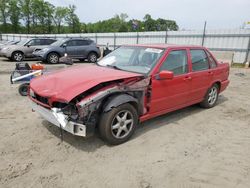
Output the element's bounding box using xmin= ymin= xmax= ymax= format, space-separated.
xmin=150 ymin=49 xmax=191 ymax=113
xmin=188 ymin=49 xmax=213 ymax=102
xmin=75 ymin=40 xmax=91 ymax=58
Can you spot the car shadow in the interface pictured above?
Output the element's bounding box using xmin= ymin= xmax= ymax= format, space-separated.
xmin=1 ymin=58 xmax=38 ymax=62
xmin=42 ymin=120 xmax=105 ymax=152
xmin=133 ymin=95 xmax=228 ymax=139
xmin=42 ymin=95 xmax=228 ymax=151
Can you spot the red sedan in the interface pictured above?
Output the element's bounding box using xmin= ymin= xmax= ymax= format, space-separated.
xmin=29 ymin=44 xmax=230 ymax=145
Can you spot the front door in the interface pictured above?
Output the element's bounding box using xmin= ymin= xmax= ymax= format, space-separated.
xmin=65 ymin=40 xmax=78 ymax=57
xmin=24 ymin=39 xmax=41 ymax=57
xmin=150 ymin=49 xmax=191 ymax=114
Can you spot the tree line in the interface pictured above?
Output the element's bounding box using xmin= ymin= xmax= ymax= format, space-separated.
xmin=0 ymin=0 xmax=179 ymax=34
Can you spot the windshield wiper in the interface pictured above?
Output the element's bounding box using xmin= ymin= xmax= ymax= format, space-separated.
xmin=106 ymin=64 xmax=122 ymax=70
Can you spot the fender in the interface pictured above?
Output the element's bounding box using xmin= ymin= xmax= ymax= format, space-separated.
xmin=103 ymin=94 xmax=138 ymax=113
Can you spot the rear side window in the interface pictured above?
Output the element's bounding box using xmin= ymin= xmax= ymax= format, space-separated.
xmin=190 ymin=49 xmax=209 ymax=71
xmin=77 ymin=40 xmax=91 ymax=46
xmin=45 ymin=39 xmax=56 ymax=45
xmin=206 ymin=51 xmax=217 ymax=68
xmin=39 ymin=39 xmax=51 ymax=45
xmin=160 ymin=50 xmax=188 ymax=75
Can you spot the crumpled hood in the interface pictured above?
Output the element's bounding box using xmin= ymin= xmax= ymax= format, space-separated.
xmin=30 ymin=64 xmax=142 ymax=102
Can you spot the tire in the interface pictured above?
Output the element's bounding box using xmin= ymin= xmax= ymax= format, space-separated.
xmin=12 ymin=51 xmax=24 ymax=62
xmin=18 ymin=83 xmax=29 ymax=96
xmin=47 ymin=52 xmax=59 ymax=64
xmin=87 ymin=52 xmax=98 ymax=63
xmin=99 ymin=103 xmax=138 ymax=145
xmin=200 ymin=84 xmax=219 ymax=108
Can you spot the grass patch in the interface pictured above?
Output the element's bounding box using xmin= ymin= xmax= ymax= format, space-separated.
xmin=231 ymin=63 xmax=245 ymax=68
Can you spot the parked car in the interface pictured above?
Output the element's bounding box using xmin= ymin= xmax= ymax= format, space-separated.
xmin=0 ymin=38 xmax=56 ymax=61
xmin=29 ymin=44 xmax=230 ymax=145
xmin=33 ymin=38 xmax=101 ymax=64
xmin=0 ymin=40 xmax=19 ymax=50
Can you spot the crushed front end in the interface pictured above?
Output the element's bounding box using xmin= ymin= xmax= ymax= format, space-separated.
xmin=29 ymin=76 xmax=151 ymax=137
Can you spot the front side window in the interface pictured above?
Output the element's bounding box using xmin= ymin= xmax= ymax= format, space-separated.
xmin=160 ymin=50 xmax=188 ymax=75
xmin=190 ymin=49 xmax=209 ymax=71
xmin=66 ymin=40 xmax=78 ymax=47
xmin=97 ymin=46 xmax=164 ymax=74
xmin=26 ymin=39 xmax=41 ymax=46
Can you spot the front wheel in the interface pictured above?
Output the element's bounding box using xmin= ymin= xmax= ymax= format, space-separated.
xmin=18 ymin=83 xmax=29 ymax=96
xmin=47 ymin=52 xmax=59 ymax=64
xmin=12 ymin=51 xmax=24 ymax=62
xmin=200 ymin=84 xmax=219 ymax=108
xmin=99 ymin=103 xmax=138 ymax=145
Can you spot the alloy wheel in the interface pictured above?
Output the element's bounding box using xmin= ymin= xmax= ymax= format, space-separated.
xmin=111 ymin=110 xmax=134 ymax=139
xmin=89 ymin=54 xmax=97 ymax=63
xmin=208 ymin=86 xmax=218 ymax=105
xmin=14 ymin=52 xmax=23 ymax=61
xmin=49 ymin=54 xmax=59 ymax=64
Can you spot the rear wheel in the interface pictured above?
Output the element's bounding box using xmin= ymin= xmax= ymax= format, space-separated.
xmin=12 ymin=51 xmax=24 ymax=62
xmin=18 ymin=83 xmax=29 ymax=96
xmin=99 ymin=103 xmax=138 ymax=145
xmin=200 ymin=84 xmax=219 ymax=108
xmin=47 ymin=52 xmax=59 ymax=64
xmin=87 ymin=52 xmax=98 ymax=63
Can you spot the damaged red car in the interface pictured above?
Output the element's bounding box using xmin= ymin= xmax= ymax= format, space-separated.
xmin=29 ymin=44 xmax=230 ymax=145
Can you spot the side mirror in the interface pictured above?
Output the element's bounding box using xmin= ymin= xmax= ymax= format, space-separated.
xmin=157 ymin=70 xmax=174 ymax=80
xmin=62 ymin=43 xmax=67 ymax=48
xmin=26 ymin=44 xmax=31 ymax=47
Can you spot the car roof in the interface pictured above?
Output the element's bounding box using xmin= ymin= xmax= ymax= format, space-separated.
xmin=125 ymin=43 xmax=205 ymax=49
xmin=66 ymin=38 xmax=92 ymax=41
xmin=28 ymin=38 xmax=56 ymax=40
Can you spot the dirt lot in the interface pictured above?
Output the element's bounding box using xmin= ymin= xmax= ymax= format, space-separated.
xmin=0 ymin=57 xmax=250 ymax=188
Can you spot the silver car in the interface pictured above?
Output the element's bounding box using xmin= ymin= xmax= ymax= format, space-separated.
xmin=0 ymin=38 xmax=56 ymax=61
xmin=0 ymin=41 xmax=19 ymax=50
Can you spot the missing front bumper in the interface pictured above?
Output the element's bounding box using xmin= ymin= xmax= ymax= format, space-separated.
xmin=31 ymin=101 xmax=86 ymax=137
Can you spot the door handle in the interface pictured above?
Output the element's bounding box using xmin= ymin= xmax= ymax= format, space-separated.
xmin=208 ymin=71 xmax=214 ymax=75
xmin=183 ymin=76 xmax=192 ymax=81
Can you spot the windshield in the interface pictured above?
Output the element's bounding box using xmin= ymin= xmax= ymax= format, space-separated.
xmin=16 ymin=39 xmax=30 ymax=45
xmin=98 ymin=46 xmax=164 ymax=74
xmin=51 ymin=39 xmax=67 ymax=46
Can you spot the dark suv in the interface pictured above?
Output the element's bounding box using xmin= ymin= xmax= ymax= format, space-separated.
xmin=33 ymin=38 xmax=101 ymax=64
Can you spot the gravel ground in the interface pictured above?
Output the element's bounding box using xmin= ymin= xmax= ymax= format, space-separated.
xmin=0 ymin=57 xmax=250 ymax=188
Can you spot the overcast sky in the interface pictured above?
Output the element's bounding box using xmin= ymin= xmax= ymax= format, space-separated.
xmin=48 ymin=0 xmax=250 ymax=30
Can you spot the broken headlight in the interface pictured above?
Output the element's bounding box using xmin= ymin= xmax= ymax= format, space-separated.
xmin=30 ymin=88 xmax=35 ymax=98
